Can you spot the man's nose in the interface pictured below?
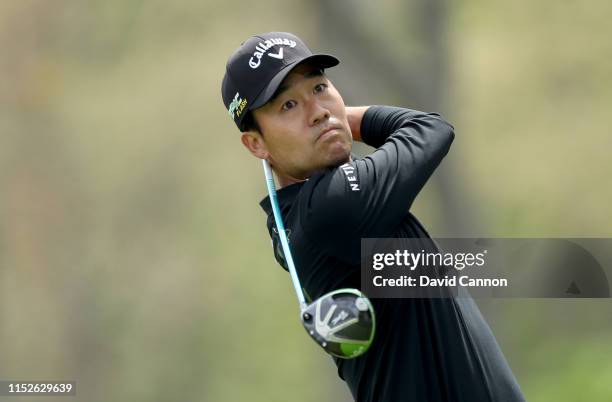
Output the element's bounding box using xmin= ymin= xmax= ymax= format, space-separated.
xmin=308 ymin=100 xmax=330 ymax=126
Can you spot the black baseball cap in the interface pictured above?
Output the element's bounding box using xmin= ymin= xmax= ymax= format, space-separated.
xmin=221 ymin=32 xmax=339 ymax=131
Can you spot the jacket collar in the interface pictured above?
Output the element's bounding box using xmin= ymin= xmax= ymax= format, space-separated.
xmin=259 ymin=180 xmax=305 ymax=216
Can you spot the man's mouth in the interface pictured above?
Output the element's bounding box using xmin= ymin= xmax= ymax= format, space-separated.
xmin=317 ymin=125 xmax=342 ymax=142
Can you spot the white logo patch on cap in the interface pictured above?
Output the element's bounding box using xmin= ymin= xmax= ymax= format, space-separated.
xmin=228 ymin=92 xmax=247 ymax=119
xmin=249 ymin=38 xmax=296 ymax=69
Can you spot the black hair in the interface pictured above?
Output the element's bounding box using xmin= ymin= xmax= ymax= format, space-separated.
xmin=241 ymin=112 xmax=261 ymax=134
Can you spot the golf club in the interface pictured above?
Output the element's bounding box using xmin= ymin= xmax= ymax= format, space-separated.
xmin=262 ymin=159 xmax=376 ymax=359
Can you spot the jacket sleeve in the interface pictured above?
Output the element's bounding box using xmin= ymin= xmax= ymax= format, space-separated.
xmin=301 ymin=105 xmax=455 ymax=264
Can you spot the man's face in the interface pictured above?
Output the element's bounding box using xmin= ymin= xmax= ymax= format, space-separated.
xmin=246 ymin=63 xmax=352 ymax=180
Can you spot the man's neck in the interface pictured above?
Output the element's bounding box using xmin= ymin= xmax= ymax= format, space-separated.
xmin=275 ymin=171 xmax=306 ymax=189
xmin=273 ymin=155 xmax=353 ymax=189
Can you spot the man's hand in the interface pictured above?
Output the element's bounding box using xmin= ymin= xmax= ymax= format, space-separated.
xmin=346 ymin=106 xmax=370 ymax=142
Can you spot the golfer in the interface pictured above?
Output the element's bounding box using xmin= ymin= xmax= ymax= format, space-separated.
xmin=221 ymin=32 xmax=525 ymax=402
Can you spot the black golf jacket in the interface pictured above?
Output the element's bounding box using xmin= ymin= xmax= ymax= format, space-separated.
xmin=260 ymin=106 xmax=525 ymax=402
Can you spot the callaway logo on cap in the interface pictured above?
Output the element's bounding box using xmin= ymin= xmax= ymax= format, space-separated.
xmin=221 ymin=32 xmax=340 ymax=131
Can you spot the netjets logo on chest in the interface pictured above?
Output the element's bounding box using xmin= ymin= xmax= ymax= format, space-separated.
xmin=340 ymin=163 xmax=360 ymax=191
xmin=249 ymin=38 xmax=297 ymax=69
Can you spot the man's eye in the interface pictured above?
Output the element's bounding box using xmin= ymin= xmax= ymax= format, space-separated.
xmin=314 ymin=83 xmax=328 ymax=93
xmin=282 ymin=100 xmax=296 ymax=111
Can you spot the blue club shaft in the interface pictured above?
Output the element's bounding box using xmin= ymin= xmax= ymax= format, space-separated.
xmin=262 ymin=159 xmax=307 ymax=311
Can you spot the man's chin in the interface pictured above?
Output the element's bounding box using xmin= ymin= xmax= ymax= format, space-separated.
xmin=325 ymin=147 xmax=352 ymax=168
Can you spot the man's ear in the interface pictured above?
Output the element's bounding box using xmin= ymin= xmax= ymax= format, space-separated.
xmin=241 ymin=131 xmax=269 ymax=160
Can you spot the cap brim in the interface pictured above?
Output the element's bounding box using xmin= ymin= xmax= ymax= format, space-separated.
xmin=250 ymin=54 xmax=339 ymax=110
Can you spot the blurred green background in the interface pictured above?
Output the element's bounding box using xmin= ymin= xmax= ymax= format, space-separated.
xmin=1 ymin=0 xmax=611 ymax=401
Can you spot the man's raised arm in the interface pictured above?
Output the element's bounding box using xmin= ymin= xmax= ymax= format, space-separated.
xmin=302 ymin=105 xmax=455 ymax=262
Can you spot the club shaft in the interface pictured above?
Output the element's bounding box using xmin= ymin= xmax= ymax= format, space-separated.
xmin=262 ymin=160 xmax=308 ymax=311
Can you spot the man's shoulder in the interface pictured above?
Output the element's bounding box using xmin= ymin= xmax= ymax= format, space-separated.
xmin=299 ymin=163 xmax=355 ymax=204
xmin=293 ymin=162 xmax=363 ymax=237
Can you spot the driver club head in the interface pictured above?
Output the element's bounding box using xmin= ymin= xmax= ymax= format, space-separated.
xmin=301 ymin=288 xmax=376 ymax=359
